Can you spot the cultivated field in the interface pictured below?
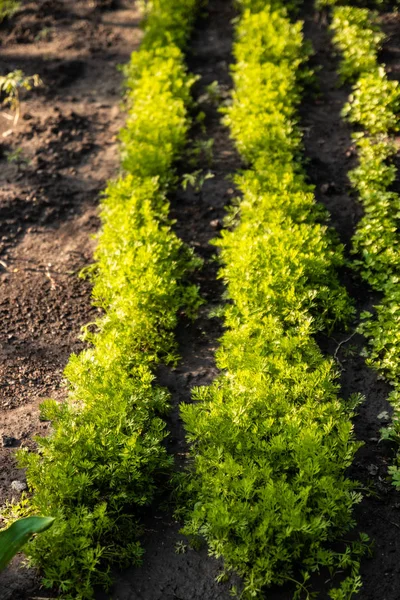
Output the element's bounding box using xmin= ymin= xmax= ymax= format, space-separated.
xmin=0 ymin=1 xmax=400 ymax=599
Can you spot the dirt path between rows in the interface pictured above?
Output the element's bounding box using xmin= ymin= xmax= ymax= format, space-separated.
xmin=0 ymin=1 xmax=142 ymax=598
xmin=106 ymin=1 xmax=244 ymax=598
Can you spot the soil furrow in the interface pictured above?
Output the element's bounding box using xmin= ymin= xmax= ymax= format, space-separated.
xmin=300 ymin=5 xmax=400 ymax=598
xmin=0 ymin=1 xmax=141 ymax=598
xmin=107 ymin=2 xmax=244 ymax=599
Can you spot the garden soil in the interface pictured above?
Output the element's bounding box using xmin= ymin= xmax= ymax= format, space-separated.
xmin=0 ymin=0 xmax=142 ymax=597
xmin=1 ymin=1 xmax=400 ymax=600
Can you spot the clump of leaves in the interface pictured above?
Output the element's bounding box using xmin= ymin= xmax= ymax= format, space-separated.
xmin=120 ymin=44 xmax=197 ymax=185
xmin=331 ymin=7 xmax=384 ymax=83
xmin=343 ymin=68 xmax=400 ymax=134
xmin=181 ymin=169 xmax=214 ymax=193
xmin=140 ymin=0 xmax=199 ymax=50
xmin=198 ymin=80 xmax=226 ymax=105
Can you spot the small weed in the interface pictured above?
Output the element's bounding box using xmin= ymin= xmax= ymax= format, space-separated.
xmin=5 ymin=147 xmax=28 ymax=165
xmin=181 ymin=169 xmax=214 ymax=193
xmin=0 ymin=70 xmax=41 ymax=126
xmin=34 ymin=27 xmax=52 ymax=42
xmin=208 ymin=304 xmax=225 ymax=319
xmin=174 ymin=540 xmax=187 ymax=554
xmin=342 ymin=344 xmax=358 ymax=359
xmin=198 ymin=80 xmax=226 ymax=105
xmin=187 ymin=138 xmax=214 ymax=167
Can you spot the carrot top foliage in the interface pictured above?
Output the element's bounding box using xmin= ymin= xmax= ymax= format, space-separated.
xmin=180 ymin=3 xmax=365 ymax=599
xmin=14 ymin=1 xmax=201 ymax=598
xmin=0 ymin=0 xmax=18 ymax=20
xmin=331 ymin=4 xmax=400 ymax=487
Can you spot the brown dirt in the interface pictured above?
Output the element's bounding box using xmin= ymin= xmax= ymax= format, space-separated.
xmin=0 ymin=0 xmax=142 ymax=598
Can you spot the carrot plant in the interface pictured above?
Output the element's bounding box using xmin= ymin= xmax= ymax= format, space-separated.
xmin=181 ymin=3 xmax=365 ymax=598
xmin=14 ymin=1 xmax=202 ymax=598
xmin=330 ymin=7 xmax=384 ymax=82
xmin=0 ymin=0 xmax=18 ymax=20
xmin=330 ymin=5 xmax=400 ymax=485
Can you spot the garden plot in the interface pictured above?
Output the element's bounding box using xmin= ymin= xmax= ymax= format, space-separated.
xmin=1 ymin=1 xmax=400 ymax=599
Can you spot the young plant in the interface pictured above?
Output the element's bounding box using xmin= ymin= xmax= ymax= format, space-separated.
xmin=181 ymin=169 xmax=214 ymax=193
xmin=0 ymin=70 xmax=41 ymax=126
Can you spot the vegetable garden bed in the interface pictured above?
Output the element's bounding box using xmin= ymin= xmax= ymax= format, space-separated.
xmin=1 ymin=0 xmax=400 ymax=599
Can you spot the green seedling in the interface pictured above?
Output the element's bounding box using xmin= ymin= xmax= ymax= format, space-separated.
xmin=188 ymin=138 xmax=214 ymax=167
xmin=181 ymin=169 xmax=214 ymax=194
xmin=34 ymin=27 xmax=52 ymax=42
xmin=0 ymin=70 xmax=41 ymax=126
xmin=174 ymin=540 xmax=187 ymax=554
xmin=5 ymin=147 xmax=29 ymax=166
xmin=198 ymin=80 xmax=225 ymax=105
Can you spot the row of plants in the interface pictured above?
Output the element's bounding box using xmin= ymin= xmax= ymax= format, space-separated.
xmin=329 ymin=5 xmax=400 ymax=484
xmin=180 ymin=2 xmax=366 ymax=598
xmin=9 ymin=1 xmax=202 ymax=598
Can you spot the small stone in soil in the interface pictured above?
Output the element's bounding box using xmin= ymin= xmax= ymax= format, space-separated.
xmin=378 ymin=410 xmax=391 ymax=423
xmin=320 ymin=182 xmax=338 ymax=195
xmin=367 ymin=464 xmax=379 ymax=476
xmin=210 ymin=219 xmax=222 ymax=229
xmin=11 ymin=480 xmax=27 ymax=492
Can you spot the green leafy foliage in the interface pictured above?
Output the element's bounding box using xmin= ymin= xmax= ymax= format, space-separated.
xmin=343 ymin=68 xmax=400 ymax=134
xmin=0 ymin=0 xmax=19 ymax=20
xmin=349 ymin=136 xmax=400 ymax=289
xmin=120 ymin=45 xmax=197 ymax=184
xmin=0 ymin=517 xmax=54 ymax=571
xmin=15 ymin=1 xmax=201 ymax=598
xmin=140 ymin=0 xmax=199 ymax=50
xmin=181 ymin=4 xmax=363 ymax=599
xmin=331 ymin=6 xmax=400 ymax=484
xmin=330 ymin=7 xmax=384 ymax=82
